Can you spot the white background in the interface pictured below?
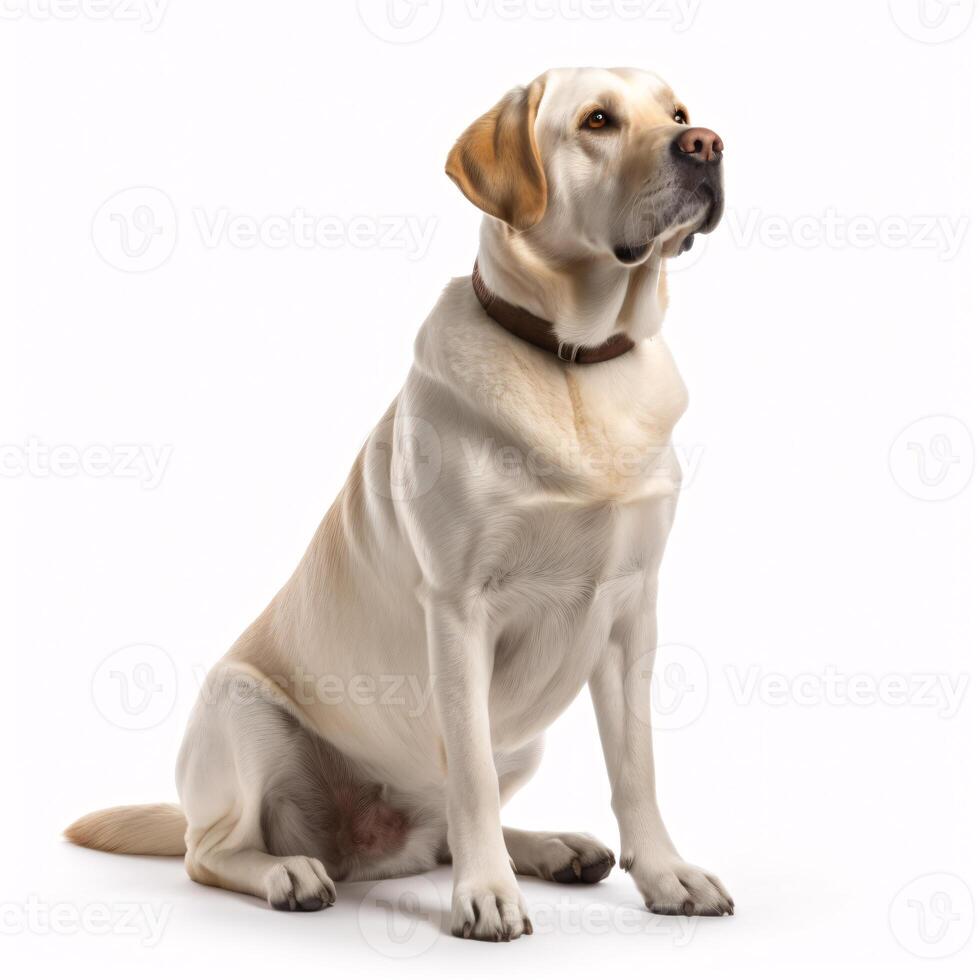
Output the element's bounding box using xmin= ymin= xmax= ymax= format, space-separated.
xmin=2 ymin=0 xmax=978 ymax=976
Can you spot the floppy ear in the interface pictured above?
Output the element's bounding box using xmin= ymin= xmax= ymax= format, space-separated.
xmin=445 ymin=81 xmax=547 ymax=231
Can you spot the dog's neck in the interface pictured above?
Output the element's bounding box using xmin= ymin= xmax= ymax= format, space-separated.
xmin=476 ymin=218 xmax=668 ymax=350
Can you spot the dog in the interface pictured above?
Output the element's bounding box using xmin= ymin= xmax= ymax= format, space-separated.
xmin=67 ymin=66 xmax=732 ymax=941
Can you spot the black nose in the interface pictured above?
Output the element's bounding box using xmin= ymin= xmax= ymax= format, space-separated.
xmin=672 ymin=127 xmax=724 ymax=164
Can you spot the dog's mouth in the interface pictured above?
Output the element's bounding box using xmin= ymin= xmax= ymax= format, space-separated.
xmin=612 ymin=179 xmax=724 ymax=265
xmin=695 ymin=179 xmax=724 ymax=235
xmin=613 ymin=242 xmax=655 ymax=264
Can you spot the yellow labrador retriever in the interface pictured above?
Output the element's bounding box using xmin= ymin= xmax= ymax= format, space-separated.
xmin=68 ymin=66 xmax=731 ymax=940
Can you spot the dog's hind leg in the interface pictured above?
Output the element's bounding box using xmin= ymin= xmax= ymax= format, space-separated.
xmin=189 ymin=846 xmax=335 ymax=912
xmin=176 ymin=664 xmax=336 ymax=911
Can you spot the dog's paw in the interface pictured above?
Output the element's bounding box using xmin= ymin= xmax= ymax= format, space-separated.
xmin=518 ymin=831 xmax=616 ymax=884
xmin=451 ymin=878 xmax=532 ymax=941
xmin=265 ymin=856 xmax=336 ymax=911
xmin=627 ymin=857 xmax=734 ymax=916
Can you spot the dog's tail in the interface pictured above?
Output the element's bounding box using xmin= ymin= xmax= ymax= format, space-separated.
xmin=64 ymin=803 xmax=187 ymax=856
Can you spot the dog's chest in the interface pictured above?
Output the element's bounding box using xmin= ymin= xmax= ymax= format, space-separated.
xmin=410 ymin=311 xmax=689 ymax=736
xmin=480 ymin=483 xmax=675 ymax=741
xmin=461 ymin=360 xmax=684 ymax=624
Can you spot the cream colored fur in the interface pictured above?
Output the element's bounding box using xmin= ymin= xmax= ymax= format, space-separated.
xmin=67 ymin=67 xmax=733 ymax=940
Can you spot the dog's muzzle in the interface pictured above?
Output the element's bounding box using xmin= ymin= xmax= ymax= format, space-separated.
xmin=613 ymin=126 xmax=726 ymax=264
xmin=670 ymin=126 xmax=725 ymax=237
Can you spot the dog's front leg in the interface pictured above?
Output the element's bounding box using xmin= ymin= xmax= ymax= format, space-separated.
xmin=589 ymin=607 xmax=734 ymax=916
xmin=426 ymin=598 xmax=531 ymax=941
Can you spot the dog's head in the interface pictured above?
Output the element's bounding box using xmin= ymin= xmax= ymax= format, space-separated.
xmin=446 ymin=67 xmax=724 ymax=266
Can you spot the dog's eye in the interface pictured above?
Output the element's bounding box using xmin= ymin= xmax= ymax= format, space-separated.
xmin=673 ymin=108 xmax=689 ymax=125
xmin=585 ymin=109 xmax=612 ymax=130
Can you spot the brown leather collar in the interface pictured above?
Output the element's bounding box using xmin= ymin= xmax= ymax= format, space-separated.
xmin=472 ymin=262 xmax=635 ymax=365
